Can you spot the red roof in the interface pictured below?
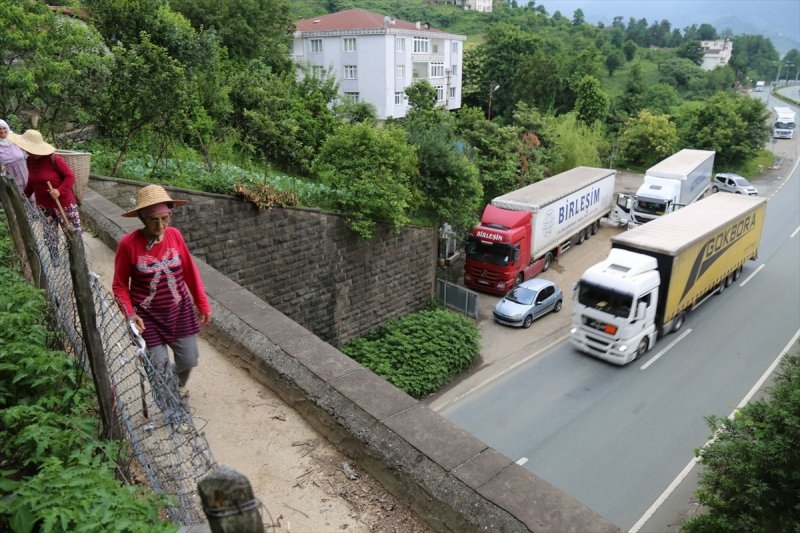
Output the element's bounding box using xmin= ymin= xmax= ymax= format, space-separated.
xmin=296 ymin=8 xmax=447 ymax=34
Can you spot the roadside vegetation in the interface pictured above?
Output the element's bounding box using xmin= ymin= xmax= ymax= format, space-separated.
xmin=0 ymin=219 xmax=174 ymax=532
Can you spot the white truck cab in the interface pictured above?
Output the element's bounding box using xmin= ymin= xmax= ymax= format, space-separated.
xmin=570 ymin=249 xmax=660 ymax=365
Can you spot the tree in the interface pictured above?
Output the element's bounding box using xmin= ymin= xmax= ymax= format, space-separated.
xmin=675 ymin=92 xmax=770 ymax=170
xmin=169 ymin=0 xmax=293 ymax=72
xmin=0 ymin=1 xmax=107 ymax=139
xmin=312 ymin=123 xmax=420 ymax=239
xmin=572 ymin=76 xmax=609 ymax=126
xmin=92 ymin=36 xmax=191 ymax=176
xmin=617 ymin=110 xmax=678 ymax=167
xmin=676 ymin=39 xmax=704 ymax=66
xmin=684 ymin=354 xmax=800 ymax=532
xmin=541 ymin=112 xmax=605 ymax=173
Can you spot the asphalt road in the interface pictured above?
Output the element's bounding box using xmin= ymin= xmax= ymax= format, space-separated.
xmin=429 ymin=88 xmax=800 ymax=531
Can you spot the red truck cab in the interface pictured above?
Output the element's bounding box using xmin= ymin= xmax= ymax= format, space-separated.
xmin=464 ymin=205 xmax=540 ymax=295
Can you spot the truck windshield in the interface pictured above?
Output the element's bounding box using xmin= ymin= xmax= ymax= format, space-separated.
xmin=465 ymin=237 xmax=511 ymax=266
xmin=577 ymin=282 xmax=633 ymax=318
xmin=775 ymin=121 xmax=795 ymax=130
xmin=633 ymin=199 xmax=666 ymax=216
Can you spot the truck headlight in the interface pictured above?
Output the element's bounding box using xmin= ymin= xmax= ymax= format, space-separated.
xmin=619 ymin=344 xmax=629 ymax=352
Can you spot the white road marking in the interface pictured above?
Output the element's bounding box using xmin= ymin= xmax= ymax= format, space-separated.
xmin=629 ymin=329 xmax=800 ymax=533
xmin=790 ymin=226 xmax=799 ymax=239
xmin=739 ymin=263 xmax=765 ymax=287
xmin=640 ymin=329 xmax=692 ymax=371
xmin=516 ymin=457 xmax=528 ymax=466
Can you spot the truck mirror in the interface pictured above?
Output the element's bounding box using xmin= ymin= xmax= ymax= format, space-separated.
xmin=636 ymin=301 xmax=647 ymax=320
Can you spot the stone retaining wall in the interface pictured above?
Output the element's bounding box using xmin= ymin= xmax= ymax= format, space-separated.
xmin=81 ymin=180 xmax=619 ymax=533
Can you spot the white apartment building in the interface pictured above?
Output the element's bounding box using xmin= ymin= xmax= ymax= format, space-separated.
xmin=465 ymin=0 xmax=494 ymax=12
xmin=293 ymin=9 xmax=466 ymax=120
xmin=700 ymin=39 xmax=733 ymax=71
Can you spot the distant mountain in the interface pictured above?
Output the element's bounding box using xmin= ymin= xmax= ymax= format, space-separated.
xmin=540 ymin=0 xmax=800 ymax=55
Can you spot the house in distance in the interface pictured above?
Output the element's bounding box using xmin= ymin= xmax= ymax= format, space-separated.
xmin=293 ymin=8 xmax=466 ymax=120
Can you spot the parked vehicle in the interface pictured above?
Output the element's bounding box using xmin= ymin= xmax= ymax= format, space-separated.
xmin=754 ymin=80 xmax=765 ymax=92
xmin=625 ymin=149 xmax=715 ymax=227
xmin=464 ymin=167 xmax=616 ymax=295
xmin=773 ymin=107 xmax=796 ymax=139
xmin=713 ymin=173 xmax=758 ymax=195
xmin=570 ymin=194 xmax=767 ymax=365
xmin=494 ymin=278 xmax=563 ymax=328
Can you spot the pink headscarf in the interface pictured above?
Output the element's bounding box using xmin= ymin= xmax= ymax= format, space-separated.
xmin=140 ymin=202 xmax=172 ymax=218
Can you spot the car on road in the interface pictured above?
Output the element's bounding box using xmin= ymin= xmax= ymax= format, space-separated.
xmin=493 ymin=278 xmax=563 ymax=328
xmin=713 ymin=173 xmax=759 ymax=196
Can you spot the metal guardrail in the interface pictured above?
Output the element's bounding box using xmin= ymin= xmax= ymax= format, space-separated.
xmin=435 ymin=278 xmax=479 ymax=319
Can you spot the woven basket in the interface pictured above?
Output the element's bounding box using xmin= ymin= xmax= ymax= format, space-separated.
xmin=55 ymin=150 xmax=91 ymax=202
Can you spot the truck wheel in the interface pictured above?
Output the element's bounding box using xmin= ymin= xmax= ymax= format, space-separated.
xmin=725 ymin=273 xmax=734 ymax=287
xmin=733 ymin=265 xmax=743 ymax=281
xmin=543 ymin=252 xmax=553 ymax=272
xmin=577 ymin=230 xmax=585 ymax=244
xmin=591 ymin=221 xmax=599 ymax=235
xmin=634 ymin=338 xmax=649 ymax=360
xmin=584 ymin=227 xmax=592 ymax=241
xmin=672 ymin=313 xmax=685 ymax=332
xmin=522 ymin=315 xmax=533 ymax=329
xmin=717 ymin=280 xmax=726 ymax=295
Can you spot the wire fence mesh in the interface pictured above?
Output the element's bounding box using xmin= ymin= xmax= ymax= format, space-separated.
xmin=1 ymin=176 xmax=216 ymax=525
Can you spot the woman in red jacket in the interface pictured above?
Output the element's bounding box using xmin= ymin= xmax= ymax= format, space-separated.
xmin=10 ymin=129 xmax=82 ymax=256
xmin=113 ymin=185 xmax=211 ymax=418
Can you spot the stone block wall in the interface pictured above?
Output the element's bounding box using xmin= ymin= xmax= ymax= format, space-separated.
xmin=88 ymin=177 xmax=436 ymax=347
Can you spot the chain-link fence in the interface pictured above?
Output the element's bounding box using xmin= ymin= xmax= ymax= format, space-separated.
xmin=1 ymin=175 xmax=216 ymax=525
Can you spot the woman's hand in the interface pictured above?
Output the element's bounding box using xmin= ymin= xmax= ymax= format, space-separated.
xmin=198 ymin=312 xmax=211 ymax=327
xmin=50 ymin=188 xmax=60 ymax=199
xmin=133 ymin=314 xmax=145 ymax=332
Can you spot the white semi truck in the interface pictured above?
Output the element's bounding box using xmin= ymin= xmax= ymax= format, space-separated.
xmin=625 ymin=149 xmax=715 ymax=228
xmin=570 ymin=194 xmax=767 ymax=365
xmin=773 ymin=106 xmax=796 ymax=139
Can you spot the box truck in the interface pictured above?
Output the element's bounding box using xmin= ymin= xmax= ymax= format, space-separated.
xmin=570 ymin=194 xmax=766 ymax=365
xmin=464 ymin=167 xmax=616 ymax=295
xmin=626 ymin=149 xmax=715 ymax=227
xmin=773 ymin=106 xmax=796 ymax=139
xmin=754 ymin=80 xmax=765 ymax=92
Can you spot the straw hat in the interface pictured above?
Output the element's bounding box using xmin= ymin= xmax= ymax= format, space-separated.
xmin=122 ymin=184 xmax=188 ymax=217
xmin=9 ymin=129 xmax=56 ymax=156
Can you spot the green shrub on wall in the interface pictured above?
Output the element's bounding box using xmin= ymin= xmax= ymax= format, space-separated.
xmin=0 ymin=219 xmax=174 ymax=532
xmin=343 ymin=306 xmax=479 ymax=399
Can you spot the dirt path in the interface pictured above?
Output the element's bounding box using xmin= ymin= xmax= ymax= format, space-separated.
xmin=82 ymin=234 xmax=431 ymax=533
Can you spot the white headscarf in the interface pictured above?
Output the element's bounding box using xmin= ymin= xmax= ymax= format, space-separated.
xmin=0 ymin=119 xmax=12 ymax=146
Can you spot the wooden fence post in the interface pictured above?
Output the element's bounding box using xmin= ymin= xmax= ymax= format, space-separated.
xmin=198 ymin=466 xmax=265 ymax=533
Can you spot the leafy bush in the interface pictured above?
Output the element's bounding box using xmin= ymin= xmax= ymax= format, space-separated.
xmin=684 ymin=353 xmax=800 ymax=533
xmin=0 ymin=219 xmax=174 ymax=532
xmin=342 ymin=306 xmax=479 ymax=398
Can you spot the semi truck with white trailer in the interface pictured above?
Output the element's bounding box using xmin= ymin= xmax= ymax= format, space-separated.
xmin=464 ymin=167 xmax=616 ymax=295
xmin=773 ymin=106 xmax=796 ymax=139
xmin=626 ymin=149 xmax=715 ymax=227
xmin=569 ymin=193 xmax=767 ymax=365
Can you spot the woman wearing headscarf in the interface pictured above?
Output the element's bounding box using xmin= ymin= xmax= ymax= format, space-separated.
xmin=112 ymin=184 xmax=211 ymax=410
xmin=0 ymin=120 xmax=29 ymax=191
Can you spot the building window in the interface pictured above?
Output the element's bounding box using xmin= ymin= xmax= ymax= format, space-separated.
xmin=449 ymin=86 xmax=456 ymax=98
xmin=396 ymin=64 xmax=405 ymax=79
xmin=344 ymin=65 xmax=357 ymax=79
xmin=312 ymin=65 xmax=325 ymax=78
xmin=436 ymin=85 xmax=445 ymax=102
xmin=413 ymin=37 xmax=429 ymax=53
xmin=310 ymin=39 xmax=323 ymax=53
xmin=451 ymin=41 xmax=458 ymax=53
xmin=343 ymin=37 xmax=357 ymax=52
xmin=396 ymin=37 xmax=405 ymax=53
xmin=451 ymin=65 xmax=458 ymax=76
xmin=432 ymin=43 xmax=439 ymax=54
xmin=395 ymin=92 xmax=404 ymax=105
xmin=430 ymin=63 xmax=445 ymax=77
xmin=343 ymin=92 xmax=359 ymax=103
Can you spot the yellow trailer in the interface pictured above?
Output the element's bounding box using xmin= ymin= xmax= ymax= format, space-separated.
xmin=612 ymin=194 xmax=766 ymax=332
